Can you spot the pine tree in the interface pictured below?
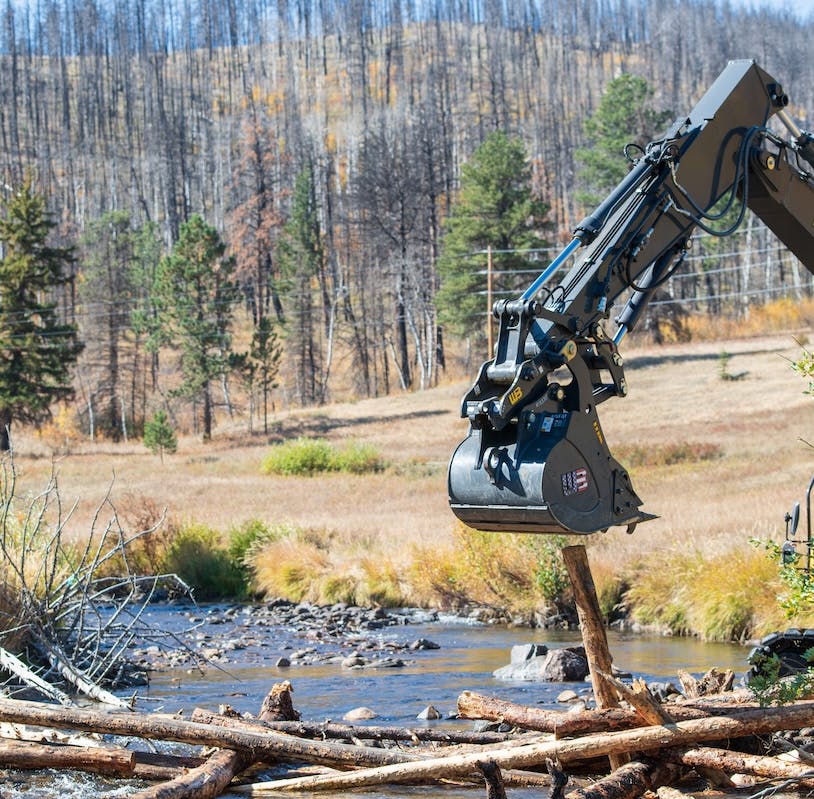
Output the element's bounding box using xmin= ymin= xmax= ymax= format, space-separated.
xmin=277 ymin=166 xmax=327 ymax=405
xmin=78 ymin=210 xmax=140 ymax=439
xmin=143 ymin=410 xmax=177 ymax=462
xmin=576 ymin=74 xmax=672 ymax=206
xmin=436 ymin=131 xmax=550 ymax=341
xmin=0 ymin=181 xmax=83 ymax=450
xmin=152 ymin=215 xmax=237 ymax=441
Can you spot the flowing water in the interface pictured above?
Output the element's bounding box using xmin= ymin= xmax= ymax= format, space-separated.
xmin=0 ymin=604 xmax=750 ymax=799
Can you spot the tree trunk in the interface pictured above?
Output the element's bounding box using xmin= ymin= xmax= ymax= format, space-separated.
xmin=562 ymin=545 xmax=627 ymax=770
xmin=0 ymin=408 xmax=11 ymax=451
xmin=661 ymin=746 xmax=814 ymax=784
xmin=231 ymin=702 xmax=814 ymax=793
xmin=565 ymin=759 xmax=682 ymax=799
xmin=128 ymin=748 xmax=245 ymax=799
xmin=0 ymin=739 xmax=134 ymax=776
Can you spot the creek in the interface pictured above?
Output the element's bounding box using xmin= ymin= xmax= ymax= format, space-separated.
xmin=0 ymin=603 xmax=749 ymax=799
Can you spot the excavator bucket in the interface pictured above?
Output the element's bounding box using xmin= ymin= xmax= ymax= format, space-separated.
xmin=448 ymin=408 xmax=656 ymax=535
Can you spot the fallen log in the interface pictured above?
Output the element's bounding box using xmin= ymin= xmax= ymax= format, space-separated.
xmin=0 ymin=697 xmax=440 ymax=768
xmin=457 ymin=690 xmax=717 ymax=737
xmin=597 ymin=672 xmax=673 ymax=725
xmin=457 ymin=691 xmax=564 ymax=732
xmin=132 ymin=751 xmax=206 ymax=782
xmin=564 ymin=759 xmax=682 ymax=799
xmin=661 ymin=746 xmax=814 ymax=784
xmin=231 ymin=700 xmax=814 ymax=793
xmin=0 ymin=738 xmax=134 ymax=775
xmin=0 ymin=647 xmax=75 ymax=706
xmin=187 ymin=710 xmax=427 ymax=767
xmin=125 ymin=748 xmax=245 ymax=799
xmin=191 ymin=707 xmax=513 ymax=745
xmin=192 ymin=707 xmax=551 ymax=788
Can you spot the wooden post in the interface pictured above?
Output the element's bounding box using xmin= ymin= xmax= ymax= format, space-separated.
xmin=487 ymin=245 xmax=494 ymax=356
xmin=562 ymin=544 xmax=628 ymax=769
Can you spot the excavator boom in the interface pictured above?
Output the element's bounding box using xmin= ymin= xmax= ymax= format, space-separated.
xmin=448 ymin=59 xmax=814 ymax=535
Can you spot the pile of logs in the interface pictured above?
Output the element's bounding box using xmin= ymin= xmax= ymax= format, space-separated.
xmin=2 ymin=678 xmax=814 ymax=798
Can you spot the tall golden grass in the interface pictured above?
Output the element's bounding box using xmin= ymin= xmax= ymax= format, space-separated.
xmin=5 ymin=325 xmax=814 ymax=640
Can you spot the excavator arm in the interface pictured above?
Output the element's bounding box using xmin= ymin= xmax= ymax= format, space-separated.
xmin=448 ymin=59 xmax=814 ymax=535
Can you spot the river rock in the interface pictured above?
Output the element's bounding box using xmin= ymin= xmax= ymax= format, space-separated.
xmin=275 ymin=657 xmax=291 ymax=668
xmin=416 ymin=705 xmax=442 ymax=720
xmin=409 ymin=638 xmax=441 ymax=650
xmin=510 ymin=643 xmax=548 ymax=663
xmin=341 ymin=654 xmax=366 ymax=668
xmin=556 ymin=689 xmax=579 ymax=703
xmin=343 ymin=706 xmax=378 ymax=721
xmin=493 ymin=646 xmax=589 ymax=682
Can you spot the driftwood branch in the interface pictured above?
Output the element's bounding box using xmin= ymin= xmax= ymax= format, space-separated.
xmin=126 ymin=748 xmax=246 ymax=799
xmin=564 ymin=759 xmax=682 ymax=799
xmin=457 ymin=690 xmax=734 ymax=739
xmin=0 ymin=738 xmax=134 ymax=775
xmin=193 ymin=707 xmax=512 ymax=745
xmin=596 ymin=671 xmax=674 ymax=725
xmin=661 ymin=746 xmax=814 ymax=785
xmin=232 ymin=701 xmax=814 ymax=793
xmin=476 ymin=759 xmax=507 ymax=799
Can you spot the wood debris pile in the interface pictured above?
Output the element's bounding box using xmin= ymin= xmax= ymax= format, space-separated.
xmin=1 ymin=677 xmax=814 ymax=799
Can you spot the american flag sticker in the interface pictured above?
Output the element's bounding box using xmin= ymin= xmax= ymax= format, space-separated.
xmin=561 ymin=467 xmax=589 ymax=496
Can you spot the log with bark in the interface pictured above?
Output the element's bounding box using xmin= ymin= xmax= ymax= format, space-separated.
xmin=661 ymin=746 xmax=814 ymax=785
xmin=564 ymin=759 xmax=683 ymax=799
xmin=126 ymin=748 xmax=246 ymax=799
xmin=192 ymin=707 xmax=513 ymax=745
xmin=232 ymin=701 xmax=814 ymax=793
xmin=457 ymin=690 xmax=734 ymax=737
xmin=0 ymin=738 xmax=135 ymax=775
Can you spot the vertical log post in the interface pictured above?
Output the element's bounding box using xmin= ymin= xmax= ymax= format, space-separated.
xmin=562 ymin=544 xmax=628 ymax=770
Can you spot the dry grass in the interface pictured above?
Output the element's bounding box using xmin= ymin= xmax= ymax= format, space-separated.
xmin=5 ymin=330 xmax=814 ymax=635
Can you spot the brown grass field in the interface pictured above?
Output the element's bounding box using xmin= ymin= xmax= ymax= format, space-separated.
xmin=6 ymin=330 xmax=814 ymax=633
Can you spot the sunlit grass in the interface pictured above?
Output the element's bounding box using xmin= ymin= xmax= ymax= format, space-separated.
xmin=260 ymin=437 xmax=387 ymax=476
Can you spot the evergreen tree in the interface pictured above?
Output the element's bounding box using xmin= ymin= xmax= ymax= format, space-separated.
xmin=143 ymin=410 xmax=177 ymax=462
xmin=152 ymin=215 xmax=237 ymax=441
xmin=79 ymin=210 xmax=141 ymax=439
xmin=577 ymin=74 xmax=672 ymax=206
xmin=231 ymin=316 xmax=282 ymax=434
xmin=0 ymin=181 xmax=82 ymax=450
xmin=277 ymin=166 xmax=327 ymax=405
xmin=436 ymin=131 xmax=550 ymax=341
xmin=250 ymin=316 xmax=281 ymax=434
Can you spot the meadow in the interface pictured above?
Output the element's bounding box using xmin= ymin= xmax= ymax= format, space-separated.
xmin=7 ymin=328 xmax=814 ymax=640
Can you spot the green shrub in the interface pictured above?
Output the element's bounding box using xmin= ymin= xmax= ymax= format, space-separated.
xmin=260 ymin=438 xmax=386 ymax=476
xmin=161 ymin=523 xmax=246 ymax=600
xmin=227 ymin=519 xmax=279 ymax=566
xmin=332 ymin=441 xmax=386 ymax=474
xmin=261 ymin=437 xmax=334 ymax=476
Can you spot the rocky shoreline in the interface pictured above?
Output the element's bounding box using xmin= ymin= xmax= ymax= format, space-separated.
xmin=129 ymin=600 xmax=464 ymax=679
